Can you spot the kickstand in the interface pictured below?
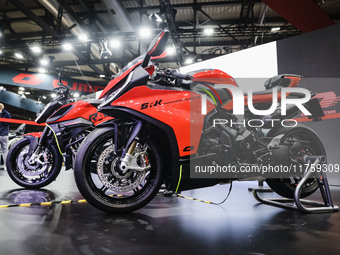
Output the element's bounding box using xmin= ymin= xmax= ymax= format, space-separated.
xmin=252 ymin=156 xmax=339 ymax=213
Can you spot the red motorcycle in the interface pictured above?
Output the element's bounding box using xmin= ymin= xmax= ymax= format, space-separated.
xmin=6 ymin=81 xmax=111 ymax=188
xmin=74 ymin=30 xmax=325 ymax=213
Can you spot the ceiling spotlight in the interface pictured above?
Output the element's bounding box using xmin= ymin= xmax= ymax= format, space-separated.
xmin=203 ymin=28 xmax=214 ymax=36
xmin=62 ymin=42 xmax=73 ymax=51
xmin=0 ymin=32 xmax=2 ymax=37
xmin=0 ymin=50 xmax=3 ymax=55
xmin=18 ymin=91 xmax=24 ymax=95
xmin=185 ymin=58 xmax=193 ymax=65
xmin=271 ymin=27 xmax=281 ymax=32
xmin=73 ymin=92 xmax=80 ymax=98
xmin=15 ymin=52 xmax=24 ymax=59
xmin=40 ymin=59 xmax=49 ymax=66
xmin=19 ymin=87 xmax=25 ymax=91
xmin=38 ymin=68 xmax=46 ymax=73
xmin=78 ymin=33 xmax=89 ymax=42
xmin=31 ymin=45 xmax=42 ymax=54
xmin=139 ymin=27 xmax=152 ymax=39
xmin=166 ymin=46 xmax=175 ymax=56
xmin=42 ymin=96 xmax=47 ymax=99
xmin=0 ymin=86 xmax=5 ymax=92
xmin=51 ymin=93 xmax=57 ymax=98
xmin=109 ymin=39 xmax=121 ymax=48
xmin=99 ymin=74 xmax=106 ymax=78
xmin=25 ymin=92 xmax=31 ymax=95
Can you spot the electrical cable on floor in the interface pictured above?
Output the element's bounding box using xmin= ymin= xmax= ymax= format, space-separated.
xmin=176 ymin=182 xmax=233 ymax=205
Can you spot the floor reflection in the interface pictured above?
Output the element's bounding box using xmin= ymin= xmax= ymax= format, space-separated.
xmin=0 ymin=174 xmax=339 ymax=255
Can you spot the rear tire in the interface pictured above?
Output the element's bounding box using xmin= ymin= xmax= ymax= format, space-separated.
xmin=265 ymin=124 xmax=325 ymax=198
xmin=74 ymin=127 xmax=163 ymax=213
xmin=6 ymin=138 xmax=63 ymax=188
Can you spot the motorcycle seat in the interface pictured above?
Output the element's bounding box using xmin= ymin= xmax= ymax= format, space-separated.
xmin=250 ymin=87 xmax=282 ymax=96
xmin=264 ymin=74 xmax=301 ymax=89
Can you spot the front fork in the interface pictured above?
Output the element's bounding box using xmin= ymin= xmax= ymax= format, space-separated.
xmin=27 ymin=125 xmax=60 ymax=164
xmin=119 ymin=120 xmax=150 ymax=173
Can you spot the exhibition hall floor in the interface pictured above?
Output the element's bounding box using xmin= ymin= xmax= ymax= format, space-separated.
xmin=0 ymin=169 xmax=339 ymax=255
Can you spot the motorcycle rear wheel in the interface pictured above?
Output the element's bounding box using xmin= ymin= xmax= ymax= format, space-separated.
xmin=265 ymin=124 xmax=325 ymax=199
xmin=6 ymin=138 xmax=63 ymax=188
xmin=74 ymin=127 xmax=163 ymax=213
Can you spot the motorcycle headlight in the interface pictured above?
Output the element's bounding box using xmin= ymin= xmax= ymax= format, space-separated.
xmin=98 ymin=72 xmax=133 ymax=109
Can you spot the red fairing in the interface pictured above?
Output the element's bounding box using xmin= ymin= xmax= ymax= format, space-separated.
xmin=111 ymin=86 xmax=215 ymax=156
xmin=99 ymin=64 xmax=139 ymax=99
xmin=193 ymin=69 xmax=238 ymax=86
xmin=285 ymin=75 xmax=302 ymax=87
xmin=24 ymin=132 xmax=43 ymax=138
xmin=47 ymin=100 xmax=113 ymax=125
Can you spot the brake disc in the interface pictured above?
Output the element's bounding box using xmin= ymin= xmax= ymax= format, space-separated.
xmin=97 ymin=145 xmax=148 ymax=193
xmin=17 ymin=146 xmax=49 ymax=177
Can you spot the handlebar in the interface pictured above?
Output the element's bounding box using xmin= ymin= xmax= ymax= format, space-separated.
xmin=169 ymin=71 xmax=193 ymax=81
xmin=156 ymin=69 xmax=193 ymax=80
xmin=154 ymin=69 xmax=193 ymax=90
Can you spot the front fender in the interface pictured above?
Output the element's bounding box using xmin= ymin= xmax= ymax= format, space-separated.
xmin=24 ymin=132 xmax=43 ymax=138
xmin=23 ymin=135 xmax=40 ymax=156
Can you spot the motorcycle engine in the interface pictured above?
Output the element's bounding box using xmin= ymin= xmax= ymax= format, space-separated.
xmin=234 ymin=129 xmax=257 ymax=162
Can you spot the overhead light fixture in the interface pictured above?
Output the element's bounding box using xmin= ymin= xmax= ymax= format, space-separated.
xmin=19 ymin=87 xmax=25 ymax=91
xmin=15 ymin=52 xmax=24 ymax=59
xmin=109 ymin=39 xmax=121 ymax=48
xmin=0 ymin=50 xmax=3 ymax=55
xmin=62 ymin=42 xmax=73 ymax=51
xmin=271 ymin=27 xmax=281 ymax=32
xmin=42 ymin=96 xmax=47 ymax=99
xmin=38 ymin=68 xmax=46 ymax=73
xmin=185 ymin=58 xmax=193 ymax=65
xmin=203 ymin=28 xmax=214 ymax=36
xmin=139 ymin=27 xmax=152 ymax=39
xmin=0 ymin=86 xmax=5 ymax=92
xmin=166 ymin=46 xmax=175 ymax=55
xmin=73 ymin=92 xmax=80 ymax=98
xmin=78 ymin=33 xmax=89 ymax=42
xmin=25 ymin=92 xmax=30 ymax=95
xmin=40 ymin=59 xmax=49 ymax=66
xmin=99 ymin=74 xmax=106 ymax=78
xmin=51 ymin=93 xmax=57 ymax=98
xmin=18 ymin=91 xmax=24 ymax=95
xmin=31 ymin=45 xmax=42 ymax=54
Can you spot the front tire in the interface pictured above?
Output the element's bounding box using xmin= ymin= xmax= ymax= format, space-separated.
xmin=74 ymin=127 xmax=163 ymax=213
xmin=6 ymin=138 xmax=63 ymax=188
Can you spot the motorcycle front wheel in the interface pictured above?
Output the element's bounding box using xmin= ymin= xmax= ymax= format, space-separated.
xmin=6 ymin=138 xmax=63 ymax=188
xmin=74 ymin=127 xmax=163 ymax=213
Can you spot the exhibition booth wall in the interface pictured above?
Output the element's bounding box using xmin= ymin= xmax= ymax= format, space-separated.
xmin=182 ymin=24 xmax=340 ymax=184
